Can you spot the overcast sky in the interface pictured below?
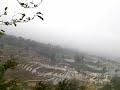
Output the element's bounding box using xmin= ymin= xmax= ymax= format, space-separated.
xmin=1 ymin=0 xmax=120 ymax=58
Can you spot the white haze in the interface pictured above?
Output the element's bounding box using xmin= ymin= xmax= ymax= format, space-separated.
xmin=1 ymin=0 xmax=120 ymax=58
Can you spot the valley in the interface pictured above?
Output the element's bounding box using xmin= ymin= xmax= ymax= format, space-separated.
xmin=1 ymin=35 xmax=120 ymax=87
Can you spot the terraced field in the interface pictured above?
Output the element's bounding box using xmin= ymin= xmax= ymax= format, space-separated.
xmin=18 ymin=60 xmax=86 ymax=84
xmin=16 ymin=55 xmax=116 ymax=85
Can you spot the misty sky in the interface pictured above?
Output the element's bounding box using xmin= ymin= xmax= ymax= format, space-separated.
xmin=1 ymin=0 xmax=120 ymax=58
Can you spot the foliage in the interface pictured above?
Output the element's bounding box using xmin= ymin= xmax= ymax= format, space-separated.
xmin=0 ymin=35 xmax=73 ymax=59
xmin=16 ymin=0 xmax=43 ymax=8
xmin=33 ymin=81 xmax=54 ymax=90
xmin=55 ymin=79 xmax=84 ymax=90
xmin=34 ymin=81 xmax=47 ymax=90
xmin=0 ymin=0 xmax=44 ymax=90
xmin=0 ymin=57 xmax=23 ymax=90
xmin=0 ymin=0 xmax=43 ymax=30
xmin=79 ymin=85 xmax=87 ymax=90
xmin=0 ymin=7 xmax=43 ymax=27
xmin=99 ymin=84 xmax=112 ymax=90
xmin=99 ymin=77 xmax=120 ymax=90
xmin=111 ymin=77 xmax=120 ymax=90
xmin=33 ymin=79 xmax=87 ymax=90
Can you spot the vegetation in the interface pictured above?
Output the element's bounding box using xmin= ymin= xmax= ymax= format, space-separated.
xmin=99 ymin=77 xmax=120 ymax=90
xmin=1 ymin=1 xmax=120 ymax=90
xmin=0 ymin=35 xmax=77 ymax=60
xmin=32 ymin=79 xmax=87 ymax=90
xmin=0 ymin=57 xmax=23 ymax=90
xmin=0 ymin=0 xmax=43 ymax=27
xmin=33 ymin=81 xmax=54 ymax=90
xmin=1 ymin=34 xmax=120 ymax=90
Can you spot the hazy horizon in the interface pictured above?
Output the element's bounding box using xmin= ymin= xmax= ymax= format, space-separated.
xmin=1 ymin=0 xmax=120 ymax=59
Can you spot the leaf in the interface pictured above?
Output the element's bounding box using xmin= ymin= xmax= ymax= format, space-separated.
xmin=19 ymin=18 xmax=22 ymax=20
xmin=23 ymin=20 xmax=26 ymax=22
xmin=4 ymin=22 xmax=9 ymax=25
xmin=37 ymin=12 xmax=43 ymax=15
xmin=1 ymin=30 xmax=5 ymax=32
xmin=5 ymin=7 xmax=8 ymax=11
xmin=4 ymin=12 xmax=7 ymax=15
xmin=22 ymin=14 xmax=25 ymax=17
xmin=30 ymin=2 xmax=34 ymax=4
xmin=37 ymin=15 xmax=44 ymax=20
xmin=34 ymin=4 xmax=38 ymax=7
xmin=13 ymin=23 xmax=17 ymax=27
xmin=20 ymin=3 xmax=25 ymax=6
xmin=21 ymin=14 xmax=25 ymax=19
xmin=26 ymin=17 xmax=30 ymax=20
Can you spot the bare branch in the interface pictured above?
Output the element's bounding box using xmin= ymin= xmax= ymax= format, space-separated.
xmin=0 ymin=12 xmax=43 ymax=26
xmin=0 ymin=0 xmax=44 ymax=27
xmin=16 ymin=0 xmax=43 ymax=8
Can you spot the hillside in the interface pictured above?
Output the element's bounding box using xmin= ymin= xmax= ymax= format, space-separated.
xmin=1 ymin=35 xmax=120 ymax=88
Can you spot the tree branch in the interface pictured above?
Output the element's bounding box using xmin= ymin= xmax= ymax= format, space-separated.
xmin=16 ymin=0 xmax=43 ymax=8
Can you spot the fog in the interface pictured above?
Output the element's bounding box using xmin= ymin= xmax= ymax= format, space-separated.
xmin=1 ymin=0 xmax=120 ymax=58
